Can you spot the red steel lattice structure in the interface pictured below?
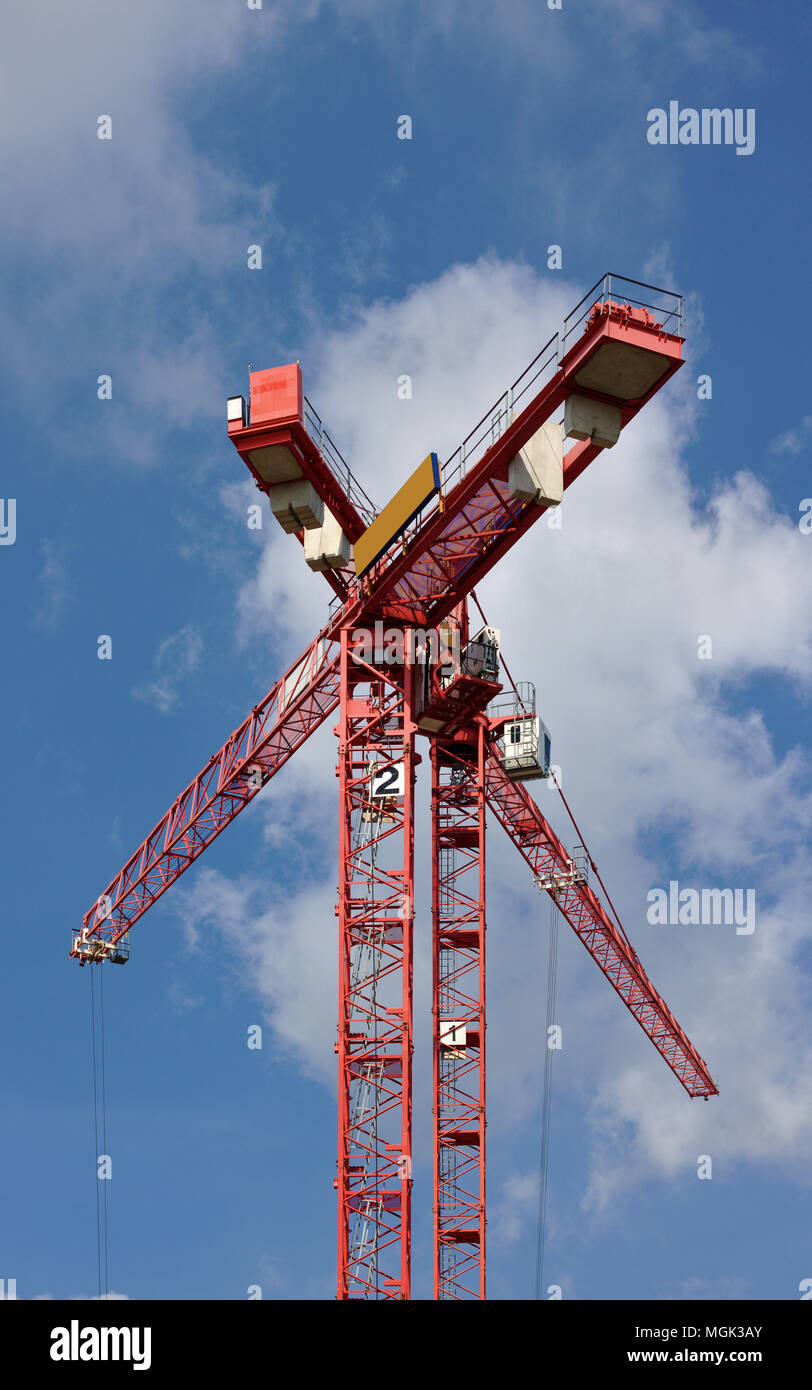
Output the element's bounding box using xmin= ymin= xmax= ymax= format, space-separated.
xmin=72 ymin=275 xmax=717 ymax=1298
xmin=432 ymin=728 xmax=487 ymax=1300
xmin=336 ymin=633 xmax=416 ymax=1299
xmin=484 ymin=746 xmax=716 ymax=1098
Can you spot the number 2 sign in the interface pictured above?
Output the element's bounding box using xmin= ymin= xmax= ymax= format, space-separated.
xmin=371 ymin=761 xmax=405 ymax=797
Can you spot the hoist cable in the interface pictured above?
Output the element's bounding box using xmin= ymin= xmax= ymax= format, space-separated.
xmin=99 ymin=963 xmax=109 ymax=1300
xmin=469 ymin=591 xmax=531 ymax=714
xmin=89 ymin=964 xmax=110 ymax=1300
xmin=535 ymin=894 xmax=559 ymax=1300
xmin=551 ymin=777 xmax=637 ymax=956
xmin=89 ymin=967 xmax=102 ymax=1300
xmin=470 ymin=589 xmax=635 ymax=954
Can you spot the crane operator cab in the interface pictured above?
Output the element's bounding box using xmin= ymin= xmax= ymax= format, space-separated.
xmin=416 ymin=624 xmax=503 ymax=737
xmin=491 ymin=682 xmax=552 ymax=782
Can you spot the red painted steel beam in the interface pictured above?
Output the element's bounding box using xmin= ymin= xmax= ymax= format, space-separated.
xmin=483 ymin=741 xmax=717 ymax=1099
xmin=357 ymin=312 xmax=683 ymax=628
xmin=228 ymin=364 xmax=370 ymax=546
xmin=73 ymin=628 xmax=340 ymax=957
xmin=236 ymin=422 xmax=367 ymax=542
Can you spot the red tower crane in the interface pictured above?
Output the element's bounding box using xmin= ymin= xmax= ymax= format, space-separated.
xmin=72 ymin=275 xmax=717 ymax=1300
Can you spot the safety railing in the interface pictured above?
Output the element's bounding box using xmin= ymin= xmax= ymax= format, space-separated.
xmin=438 ymin=333 xmax=561 ymax=505
xmin=322 ymin=273 xmax=684 ymax=609
xmin=303 ymin=396 xmax=377 ymax=526
xmin=434 ymin=275 xmax=683 ymax=509
xmin=488 ymin=680 xmax=537 ymax=721
xmin=561 ymin=273 xmax=684 ymax=358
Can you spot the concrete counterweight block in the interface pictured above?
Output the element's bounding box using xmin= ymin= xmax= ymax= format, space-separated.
xmin=247 ymin=442 xmax=304 ymax=485
xmin=304 ymin=508 xmax=352 ymax=571
xmin=508 ymin=420 xmax=564 ymax=505
xmin=564 ymin=393 xmax=622 ymax=449
xmin=268 ymin=479 xmax=324 ymax=533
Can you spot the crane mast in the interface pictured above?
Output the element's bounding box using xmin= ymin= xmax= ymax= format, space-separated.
xmin=432 ymin=726 xmax=488 ymax=1300
xmin=336 ymin=631 xmax=416 ymax=1299
xmin=72 ymin=274 xmax=717 ymax=1299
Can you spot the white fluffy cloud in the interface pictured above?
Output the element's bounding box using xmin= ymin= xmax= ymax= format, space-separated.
xmin=131 ymin=623 xmax=203 ymax=713
xmin=1 ymin=1 xmax=283 ymax=265
xmin=178 ymin=255 xmax=812 ymax=1218
xmin=174 ymin=864 xmax=338 ymax=1084
xmin=311 ymin=0 xmax=752 ymax=76
xmin=0 ymin=2 xmax=287 ymax=460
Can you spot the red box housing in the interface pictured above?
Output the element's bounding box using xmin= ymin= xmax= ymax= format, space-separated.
xmin=249 ymin=363 xmax=303 ymax=428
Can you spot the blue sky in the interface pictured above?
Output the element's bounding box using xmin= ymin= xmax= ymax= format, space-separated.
xmin=2 ymin=0 xmax=811 ymax=1301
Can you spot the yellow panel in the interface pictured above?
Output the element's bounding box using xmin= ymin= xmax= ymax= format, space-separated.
xmin=353 ymin=452 xmax=441 ymax=576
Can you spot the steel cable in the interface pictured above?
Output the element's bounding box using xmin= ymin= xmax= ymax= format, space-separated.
xmin=535 ymin=894 xmax=559 ymax=1300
